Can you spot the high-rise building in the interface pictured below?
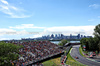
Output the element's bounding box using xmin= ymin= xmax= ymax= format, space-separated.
xmin=70 ymin=34 xmax=72 ymax=39
xmin=47 ymin=35 xmax=50 ymax=40
xmin=77 ymin=34 xmax=80 ymax=39
xmin=81 ymin=35 xmax=83 ymax=38
xmin=55 ymin=34 xmax=57 ymax=38
xmin=61 ymin=34 xmax=64 ymax=38
xmin=51 ymin=34 xmax=54 ymax=38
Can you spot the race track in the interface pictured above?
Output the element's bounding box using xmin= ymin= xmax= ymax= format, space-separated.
xmin=70 ymin=45 xmax=100 ymax=66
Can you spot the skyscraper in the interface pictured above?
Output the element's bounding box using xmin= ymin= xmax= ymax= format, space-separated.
xmin=51 ymin=34 xmax=54 ymax=38
xmin=77 ymin=34 xmax=80 ymax=39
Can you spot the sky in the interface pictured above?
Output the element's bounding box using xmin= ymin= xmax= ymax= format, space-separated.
xmin=0 ymin=0 xmax=100 ymax=40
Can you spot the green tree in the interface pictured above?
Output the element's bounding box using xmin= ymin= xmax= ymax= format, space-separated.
xmin=88 ymin=37 xmax=97 ymax=51
xmin=80 ymin=38 xmax=89 ymax=50
xmin=94 ymin=24 xmax=100 ymax=51
xmin=94 ymin=24 xmax=100 ymax=39
xmin=81 ymin=37 xmax=98 ymax=51
xmin=93 ymin=37 xmax=99 ymax=51
xmin=0 ymin=42 xmax=22 ymax=66
xmin=58 ymin=42 xmax=63 ymax=46
xmin=58 ymin=39 xmax=67 ymax=46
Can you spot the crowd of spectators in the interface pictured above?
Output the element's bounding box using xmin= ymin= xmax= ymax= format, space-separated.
xmin=7 ymin=41 xmax=64 ymax=66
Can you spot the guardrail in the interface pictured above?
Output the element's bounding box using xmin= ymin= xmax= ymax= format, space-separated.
xmin=60 ymin=45 xmax=72 ymax=66
xmin=24 ymin=51 xmax=65 ymax=66
xmin=65 ymin=45 xmax=72 ymax=55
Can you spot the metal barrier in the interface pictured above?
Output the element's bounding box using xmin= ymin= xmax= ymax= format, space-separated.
xmin=25 ymin=51 xmax=65 ymax=66
xmin=60 ymin=45 xmax=72 ymax=66
xmin=65 ymin=45 xmax=72 ymax=55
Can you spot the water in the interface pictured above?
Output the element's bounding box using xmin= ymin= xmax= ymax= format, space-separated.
xmin=50 ymin=41 xmax=61 ymax=44
xmin=70 ymin=41 xmax=80 ymax=43
xmin=50 ymin=41 xmax=80 ymax=45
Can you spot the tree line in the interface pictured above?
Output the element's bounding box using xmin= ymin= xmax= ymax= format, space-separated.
xmin=58 ymin=39 xmax=68 ymax=46
xmin=0 ymin=41 xmax=23 ymax=66
xmin=80 ymin=24 xmax=100 ymax=52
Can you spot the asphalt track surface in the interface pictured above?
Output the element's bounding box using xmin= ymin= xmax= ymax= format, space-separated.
xmin=70 ymin=45 xmax=100 ymax=66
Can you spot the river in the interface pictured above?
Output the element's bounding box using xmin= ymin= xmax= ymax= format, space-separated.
xmin=50 ymin=41 xmax=80 ymax=45
xmin=70 ymin=41 xmax=80 ymax=43
xmin=50 ymin=41 xmax=61 ymax=44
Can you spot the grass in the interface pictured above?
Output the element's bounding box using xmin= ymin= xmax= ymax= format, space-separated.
xmin=43 ymin=47 xmax=87 ymax=66
xmin=79 ymin=47 xmax=86 ymax=57
xmin=66 ymin=48 xmax=87 ymax=66
xmin=43 ymin=60 xmax=57 ymax=66
xmin=79 ymin=46 xmax=89 ymax=57
xmin=83 ymin=50 xmax=88 ymax=54
xmin=43 ymin=57 xmax=61 ymax=66
xmin=66 ymin=52 xmax=76 ymax=62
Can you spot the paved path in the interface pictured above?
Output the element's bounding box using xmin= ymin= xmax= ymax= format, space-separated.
xmin=70 ymin=45 xmax=100 ymax=66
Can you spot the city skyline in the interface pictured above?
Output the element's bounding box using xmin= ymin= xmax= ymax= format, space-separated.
xmin=22 ymin=33 xmax=92 ymax=41
xmin=0 ymin=0 xmax=100 ymax=40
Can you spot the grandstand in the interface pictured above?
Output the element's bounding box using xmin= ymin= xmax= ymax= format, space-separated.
xmin=7 ymin=41 xmax=64 ymax=66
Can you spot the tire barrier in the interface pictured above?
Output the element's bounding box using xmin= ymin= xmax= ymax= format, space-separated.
xmin=61 ymin=45 xmax=72 ymax=66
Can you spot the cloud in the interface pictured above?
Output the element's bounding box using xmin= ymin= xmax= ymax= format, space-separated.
xmin=0 ymin=28 xmax=16 ymax=35
xmin=9 ymin=24 xmax=45 ymax=29
xmin=0 ymin=28 xmax=39 ymax=40
xmin=0 ymin=29 xmax=36 ymax=35
xmin=9 ymin=25 xmax=95 ymax=38
xmin=0 ymin=28 xmax=16 ymax=32
xmin=43 ymin=26 xmax=95 ymax=36
xmin=0 ymin=25 xmax=95 ymax=40
xmin=88 ymin=19 xmax=95 ymax=21
xmin=31 ymin=25 xmax=95 ymax=38
xmin=89 ymin=4 xmax=100 ymax=9
xmin=1 ymin=0 xmax=8 ymax=5
xmin=0 ymin=0 xmax=31 ymax=18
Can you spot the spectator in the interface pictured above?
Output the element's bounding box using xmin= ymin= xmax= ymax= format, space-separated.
xmin=7 ymin=41 xmax=63 ymax=66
